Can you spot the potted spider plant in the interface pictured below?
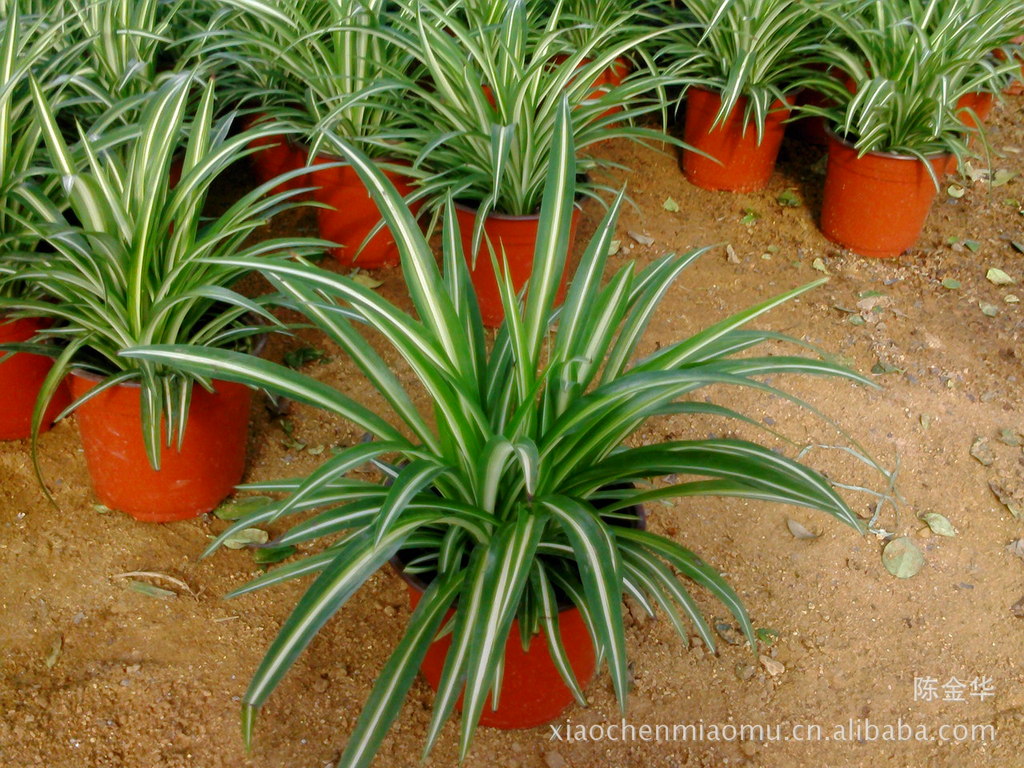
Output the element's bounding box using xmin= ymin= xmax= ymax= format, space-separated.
xmin=49 ymin=0 xmax=218 ymax=126
xmin=215 ymin=0 xmax=420 ymax=268
xmin=660 ymin=0 xmax=832 ymax=192
xmin=0 ymin=74 xmax=327 ymax=521
xmin=390 ymin=0 xmax=680 ymax=326
xmin=0 ymin=8 xmax=72 ymax=440
xmin=804 ymin=0 xmax=1024 ymax=258
xmin=126 ymin=101 xmax=875 ymax=767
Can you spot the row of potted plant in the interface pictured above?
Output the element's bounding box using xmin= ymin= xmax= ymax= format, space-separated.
xmin=0 ymin=3 xmax=888 ymax=767
xmin=661 ymin=0 xmax=1024 ymax=258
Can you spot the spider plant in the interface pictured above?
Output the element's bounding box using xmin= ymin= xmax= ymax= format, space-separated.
xmin=802 ymin=0 xmax=1024 ymax=161
xmin=0 ymin=73 xmax=326 ymax=467
xmin=45 ymin=0 xmax=216 ymax=127
xmin=659 ymin=0 xmax=835 ymax=139
xmin=0 ymin=7 xmax=76 ymax=301
xmin=213 ymin=0 xmax=417 ymax=159
xmin=125 ymin=100 xmax=875 ymax=768
xmin=383 ymin=0 xmax=682 ymax=246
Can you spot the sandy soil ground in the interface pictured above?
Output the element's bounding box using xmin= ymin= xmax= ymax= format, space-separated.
xmin=2 ymin=95 xmax=1023 ymax=768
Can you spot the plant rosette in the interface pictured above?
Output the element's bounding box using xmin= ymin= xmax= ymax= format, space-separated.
xmin=125 ymin=101 xmax=879 ymax=768
xmin=820 ymin=128 xmax=950 ymax=259
xmin=453 ymin=202 xmax=582 ymax=328
xmin=681 ymin=87 xmax=794 ymax=193
xmin=310 ymin=154 xmax=422 ymax=269
xmin=68 ymin=369 xmax=254 ymax=522
xmin=0 ymin=317 xmax=70 ymax=440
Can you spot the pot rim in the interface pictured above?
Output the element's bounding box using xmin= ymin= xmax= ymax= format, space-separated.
xmin=686 ymin=84 xmax=796 ymax=110
xmin=452 ymin=198 xmax=585 ymax=222
xmin=824 ymin=124 xmax=950 ymax=163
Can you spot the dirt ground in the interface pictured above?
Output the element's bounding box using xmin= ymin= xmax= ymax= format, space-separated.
xmin=2 ymin=95 xmax=1023 ymax=768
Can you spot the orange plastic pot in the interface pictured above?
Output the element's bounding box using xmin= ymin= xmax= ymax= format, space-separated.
xmin=246 ymin=116 xmax=312 ymax=198
xmin=681 ymin=87 xmax=793 ymax=193
xmin=997 ymin=36 xmax=1024 ymax=95
xmin=0 ymin=317 xmax=69 ymax=440
xmin=945 ymin=91 xmax=996 ymax=173
xmin=69 ymin=372 xmax=253 ymax=522
xmin=453 ymin=203 xmax=580 ymax=328
xmin=406 ymin=584 xmax=596 ymax=729
xmin=820 ymin=130 xmax=949 ymax=259
xmin=310 ymin=157 xmax=420 ymax=268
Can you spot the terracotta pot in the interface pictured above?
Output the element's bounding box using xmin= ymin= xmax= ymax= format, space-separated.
xmin=681 ymin=87 xmax=793 ymax=193
xmin=69 ymin=372 xmax=253 ymax=522
xmin=453 ymin=203 xmax=581 ymax=328
xmin=820 ymin=130 xmax=949 ymax=259
xmin=0 ymin=317 xmax=70 ymax=440
xmin=310 ymin=157 xmax=420 ymax=269
xmin=246 ymin=116 xmax=312 ymax=198
xmin=407 ymin=585 xmax=595 ymax=729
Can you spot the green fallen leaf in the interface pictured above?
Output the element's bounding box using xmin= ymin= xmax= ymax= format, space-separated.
xmin=283 ymin=346 xmax=327 ymax=370
xmin=755 ymin=627 xmax=780 ymax=648
xmin=999 ymin=429 xmax=1023 ymax=447
xmin=919 ymin=512 xmax=956 ymax=537
xmin=662 ymin=196 xmax=679 ymax=212
xmin=741 ymin=208 xmax=759 ymax=226
xmin=350 ymin=271 xmax=383 ymax=289
xmin=986 ymin=267 xmax=1015 ymax=285
xmin=812 ymin=258 xmax=828 ymax=273
xmin=126 ymin=580 xmax=177 ymax=600
xmin=964 ymin=240 xmax=981 ymax=253
xmin=253 ymin=545 xmax=297 ymax=565
xmin=848 ymin=315 xmax=866 ymax=326
xmin=607 ymin=239 xmax=621 ymax=256
xmin=93 ymin=504 xmax=110 ymax=514
xmin=947 ymin=184 xmax=966 ymax=198
xmin=1011 ymin=241 xmax=1024 ymax=254
xmin=777 ymin=188 xmax=801 ymax=207
xmin=1006 ymin=294 xmax=1020 ymax=303
xmin=979 ymin=302 xmax=999 ymax=317
xmin=222 ymin=528 xmax=270 ymax=550
xmin=941 ymin=278 xmax=961 ymax=290
xmin=859 ymin=290 xmax=885 ymax=298
xmin=920 ymin=414 xmax=931 ymax=430
xmin=871 ymin=360 xmax=900 ymax=375
xmin=214 ymin=495 xmax=273 ymax=522
xmin=992 ymin=169 xmax=1016 ymax=187
xmin=882 ymin=537 xmax=925 ymax=579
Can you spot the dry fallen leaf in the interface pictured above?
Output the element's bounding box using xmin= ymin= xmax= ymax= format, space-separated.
xmin=44 ymin=635 xmax=63 ymax=669
xmin=970 ymin=437 xmax=995 ymax=465
xmin=986 ymin=267 xmax=1016 ymax=285
xmin=627 ymin=230 xmax=654 ymax=246
xmin=786 ymin=518 xmax=818 ymax=540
